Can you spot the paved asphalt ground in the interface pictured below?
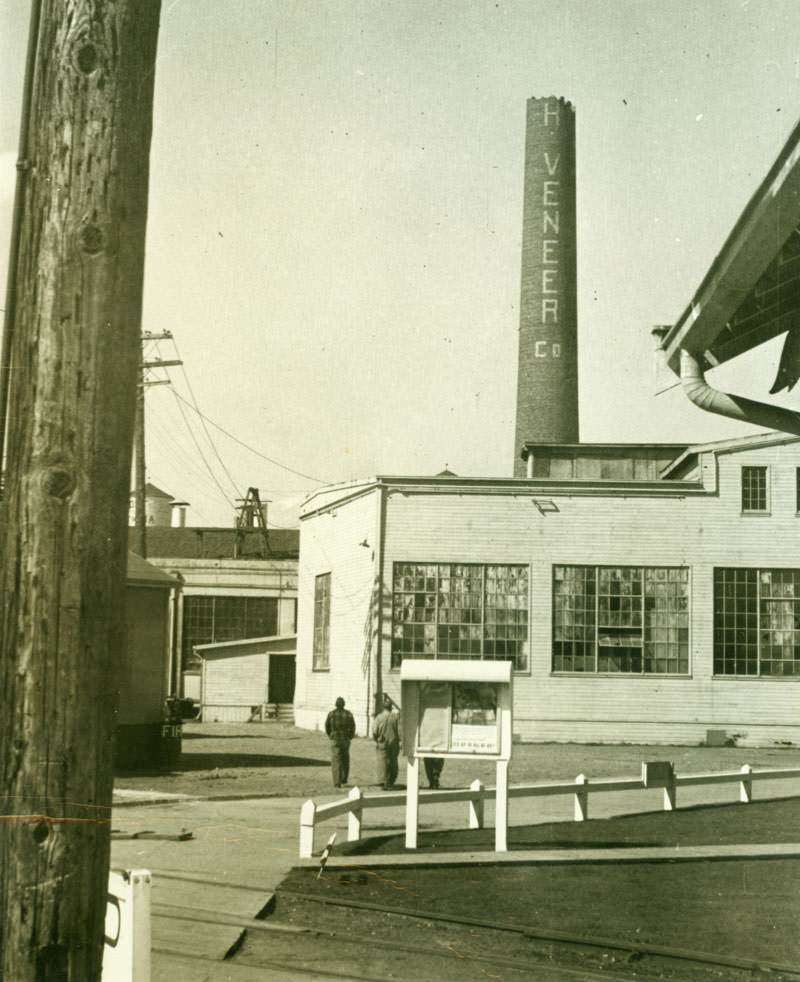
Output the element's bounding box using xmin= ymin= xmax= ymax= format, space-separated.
xmin=110 ymin=765 xmax=800 ymax=981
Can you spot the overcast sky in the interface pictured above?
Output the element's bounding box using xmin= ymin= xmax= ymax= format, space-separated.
xmin=3 ymin=0 xmax=800 ymax=527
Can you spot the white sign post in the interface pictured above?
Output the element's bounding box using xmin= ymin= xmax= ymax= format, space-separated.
xmin=102 ymin=869 xmax=151 ymax=982
xmin=401 ymin=660 xmax=513 ymax=852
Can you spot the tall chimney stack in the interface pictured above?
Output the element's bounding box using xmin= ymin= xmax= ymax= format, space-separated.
xmin=513 ymin=97 xmax=579 ymax=476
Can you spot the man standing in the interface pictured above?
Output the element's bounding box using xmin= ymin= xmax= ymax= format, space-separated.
xmin=325 ymin=696 xmax=356 ymax=788
xmin=373 ymin=694 xmax=401 ymax=790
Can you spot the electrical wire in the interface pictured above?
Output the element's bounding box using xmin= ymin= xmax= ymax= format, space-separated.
xmin=169 ymin=337 xmax=244 ymax=502
xmin=169 ymin=390 xmax=327 ymax=484
xmin=147 ymin=412 xmax=241 ymax=506
xmin=149 ymin=389 xmax=301 ymax=530
xmin=143 ymin=336 xmax=241 ymax=510
xmin=170 ymin=385 xmax=237 ymax=511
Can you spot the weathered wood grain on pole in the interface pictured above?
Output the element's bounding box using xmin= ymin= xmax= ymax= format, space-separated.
xmin=0 ymin=3 xmax=161 ymax=980
xmin=134 ymin=375 xmax=147 ymax=557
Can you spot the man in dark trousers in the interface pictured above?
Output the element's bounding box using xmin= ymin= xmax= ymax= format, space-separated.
xmin=325 ymin=696 xmax=356 ymax=788
xmin=373 ymin=694 xmax=401 ymax=790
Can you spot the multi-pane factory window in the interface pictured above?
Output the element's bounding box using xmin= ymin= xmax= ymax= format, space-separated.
xmin=182 ymin=595 xmax=279 ymax=670
xmin=313 ymin=573 xmax=331 ymax=671
xmin=553 ymin=566 xmax=689 ymax=674
xmin=741 ymin=466 xmax=768 ymax=512
xmin=391 ymin=563 xmax=529 ymax=671
xmin=714 ymin=568 xmax=800 ymax=677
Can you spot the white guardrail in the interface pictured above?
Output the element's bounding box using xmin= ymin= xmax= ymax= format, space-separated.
xmin=299 ymin=761 xmax=800 ymax=858
xmin=102 ymin=869 xmax=151 ymax=982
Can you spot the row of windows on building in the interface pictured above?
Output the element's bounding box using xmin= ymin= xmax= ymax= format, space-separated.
xmin=311 ymin=564 xmax=800 ymax=678
xmin=182 ymin=595 xmax=297 ymax=670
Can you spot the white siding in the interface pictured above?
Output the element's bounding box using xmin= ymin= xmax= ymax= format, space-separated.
xmin=371 ymin=443 xmax=800 ymax=746
xmin=295 ymin=489 xmax=378 ymax=736
xmin=295 ymin=444 xmax=800 ymax=746
xmin=202 ymin=650 xmax=269 ymax=722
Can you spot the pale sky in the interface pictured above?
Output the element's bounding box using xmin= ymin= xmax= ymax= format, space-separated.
xmin=3 ymin=0 xmax=800 ymax=527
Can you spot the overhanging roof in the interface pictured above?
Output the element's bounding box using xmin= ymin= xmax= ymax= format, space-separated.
xmin=662 ymin=114 xmax=800 ymax=373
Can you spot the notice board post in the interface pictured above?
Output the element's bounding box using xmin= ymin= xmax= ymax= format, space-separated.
xmin=401 ymin=660 xmax=513 ymax=852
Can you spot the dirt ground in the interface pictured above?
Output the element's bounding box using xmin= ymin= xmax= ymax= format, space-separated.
xmin=258 ymin=799 xmax=800 ymax=981
xmin=120 ymin=724 xmax=800 ymax=980
xmin=115 ymin=721 xmax=800 ymax=800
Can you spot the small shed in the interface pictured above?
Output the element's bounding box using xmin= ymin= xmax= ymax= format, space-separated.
xmin=196 ymin=634 xmax=297 ymax=722
xmin=116 ymin=552 xmax=179 ymax=769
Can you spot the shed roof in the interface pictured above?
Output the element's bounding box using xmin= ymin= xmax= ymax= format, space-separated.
xmin=194 ymin=634 xmax=297 ymax=658
xmin=126 ymin=551 xmax=178 ymax=588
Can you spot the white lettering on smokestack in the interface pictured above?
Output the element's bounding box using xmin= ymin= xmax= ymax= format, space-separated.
xmin=542 ymin=181 xmax=559 ymax=205
xmin=542 ymin=298 xmax=559 ymax=323
xmin=513 ymin=96 xmax=578 ymax=474
xmin=539 ymin=139 xmax=560 ymax=334
xmin=543 ymin=101 xmax=560 ymax=126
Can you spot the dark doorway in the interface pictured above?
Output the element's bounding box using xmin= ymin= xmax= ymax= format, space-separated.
xmin=269 ymin=655 xmax=296 ymax=703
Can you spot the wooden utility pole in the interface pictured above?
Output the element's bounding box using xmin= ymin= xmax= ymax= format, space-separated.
xmin=0 ymin=3 xmax=162 ymax=980
xmin=133 ymin=344 xmax=180 ymax=558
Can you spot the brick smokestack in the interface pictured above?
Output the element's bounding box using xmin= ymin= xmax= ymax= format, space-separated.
xmin=513 ymin=97 xmax=579 ymax=476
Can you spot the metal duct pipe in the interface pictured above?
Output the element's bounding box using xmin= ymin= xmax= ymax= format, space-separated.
xmin=680 ymin=349 xmax=800 ymax=437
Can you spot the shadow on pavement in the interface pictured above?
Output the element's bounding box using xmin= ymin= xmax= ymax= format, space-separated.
xmin=118 ymin=752 xmax=328 ymax=776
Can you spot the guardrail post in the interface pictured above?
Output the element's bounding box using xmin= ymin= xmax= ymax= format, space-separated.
xmin=468 ymin=779 xmax=485 ymax=829
xmin=348 ymin=786 xmax=363 ymax=842
xmin=103 ymin=869 xmax=151 ymax=982
xmin=739 ymin=764 xmax=753 ymax=803
xmin=663 ymin=767 xmax=677 ymax=811
xmin=495 ymin=761 xmax=509 ymax=852
xmin=405 ymin=756 xmax=420 ymax=849
xmin=574 ymin=773 xmax=588 ymax=822
xmin=299 ymin=799 xmax=317 ymax=858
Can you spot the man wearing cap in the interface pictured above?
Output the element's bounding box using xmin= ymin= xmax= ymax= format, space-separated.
xmin=324 ymin=696 xmax=356 ymax=788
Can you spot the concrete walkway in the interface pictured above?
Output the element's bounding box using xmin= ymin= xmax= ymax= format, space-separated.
xmin=110 ymin=773 xmax=800 ymax=980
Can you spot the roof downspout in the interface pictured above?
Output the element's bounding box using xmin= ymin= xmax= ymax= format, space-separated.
xmin=680 ymin=349 xmax=800 ymax=437
xmin=370 ymin=483 xmax=387 ymax=737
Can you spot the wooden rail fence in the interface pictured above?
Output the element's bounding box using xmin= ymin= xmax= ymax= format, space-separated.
xmin=298 ymin=761 xmax=800 ymax=857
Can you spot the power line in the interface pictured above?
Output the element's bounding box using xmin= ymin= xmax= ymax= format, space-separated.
xmin=171 ymin=385 xmax=237 ymax=510
xmin=170 ymin=389 xmax=327 ymax=484
xmin=147 ymin=411 xmax=242 ymax=504
xmin=169 ymin=337 xmax=244 ymax=502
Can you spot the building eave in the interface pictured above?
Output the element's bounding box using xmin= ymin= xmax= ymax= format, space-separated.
xmin=662 ymin=113 xmax=800 ymax=373
xmin=298 ymin=477 xmax=709 ymax=522
xmin=660 ymin=430 xmax=800 ymax=478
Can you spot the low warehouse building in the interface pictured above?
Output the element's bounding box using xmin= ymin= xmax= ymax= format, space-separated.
xmin=195 ymin=634 xmax=297 ymax=722
xmin=294 ymin=433 xmax=800 ymax=747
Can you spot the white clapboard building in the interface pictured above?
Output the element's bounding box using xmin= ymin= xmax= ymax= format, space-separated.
xmin=294 ymin=435 xmax=800 ymax=747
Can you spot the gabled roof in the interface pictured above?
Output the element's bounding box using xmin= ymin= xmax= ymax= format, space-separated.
xmin=130 ymin=525 xmax=299 ymax=560
xmin=660 ymin=431 xmax=800 ymax=478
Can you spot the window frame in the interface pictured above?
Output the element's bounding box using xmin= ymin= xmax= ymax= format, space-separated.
xmin=182 ymin=594 xmax=279 ymax=670
xmin=389 ymin=562 xmax=531 ymax=674
xmin=713 ymin=566 xmax=800 ymax=679
xmin=312 ymin=572 xmax=331 ymax=672
xmin=741 ymin=465 xmax=770 ymax=515
xmin=551 ymin=564 xmax=691 ymax=677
